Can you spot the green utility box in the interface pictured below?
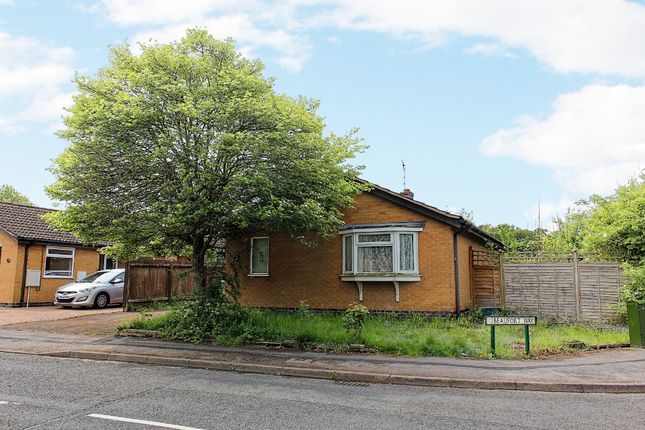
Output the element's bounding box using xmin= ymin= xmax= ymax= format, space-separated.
xmin=627 ymin=302 xmax=645 ymax=348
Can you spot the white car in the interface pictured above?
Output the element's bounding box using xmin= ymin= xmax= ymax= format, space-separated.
xmin=54 ymin=269 xmax=125 ymax=309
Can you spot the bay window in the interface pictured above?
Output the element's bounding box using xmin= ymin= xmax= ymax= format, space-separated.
xmin=340 ymin=222 xmax=424 ymax=303
xmin=341 ymin=223 xmax=421 ymax=276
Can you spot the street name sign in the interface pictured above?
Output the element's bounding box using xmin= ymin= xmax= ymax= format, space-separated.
xmin=485 ymin=316 xmax=536 ymax=326
xmin=485 ymin=315 xmax=537 ymax=356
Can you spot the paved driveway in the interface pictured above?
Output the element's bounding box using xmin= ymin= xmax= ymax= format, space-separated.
xmin=0 ymin=306 xmax=121 ymax=327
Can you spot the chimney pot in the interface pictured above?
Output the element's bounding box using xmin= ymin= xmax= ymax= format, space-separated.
xmin=400 ymin=188 xmax=414 ymax=199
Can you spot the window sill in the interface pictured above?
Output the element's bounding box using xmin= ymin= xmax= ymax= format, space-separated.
xmin=248 ymin=273 xmax=270 ymax=277
xmin=341 ymin=274 xmax=421 ymax=282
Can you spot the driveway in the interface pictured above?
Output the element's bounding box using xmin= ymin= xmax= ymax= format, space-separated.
xmin=0 ymin=306 xmax=122 ymax=327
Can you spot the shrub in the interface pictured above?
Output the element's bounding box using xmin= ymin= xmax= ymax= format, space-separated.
xmin=342 ymin=303 xmax=369 ymax=340
xmin=619 ymin=264 xmax=645 ymax=313
xmin=296 ymin=300 xmax=312 ymax=318
xmin=161 ymin=294 xmax=249 ymax=343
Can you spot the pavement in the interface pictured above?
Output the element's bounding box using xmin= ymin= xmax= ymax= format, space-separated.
xmin=0 ymin=305 xmax=122 ymax=327
xmin=3 ymin=352 xmax=643 ymax=430
xmin=0 ymin=315 xmax=643 ymax=393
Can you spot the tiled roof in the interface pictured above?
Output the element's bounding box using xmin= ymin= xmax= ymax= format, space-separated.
xmin=357 ymin=179 xmax=506 ymax=250
xmin=0 ymin=202 xmax=91 ymax=246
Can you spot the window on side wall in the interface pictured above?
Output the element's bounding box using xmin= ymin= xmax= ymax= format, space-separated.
xmin=342 ymin=225 xmax=420 ymax=276
xmin=44 ymin=246 xmax=75 ymax=278
xmin=250 ymin=237 xmax=269 ymax=276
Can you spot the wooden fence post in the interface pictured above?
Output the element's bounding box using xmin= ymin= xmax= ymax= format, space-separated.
xmin=165 ymin=265 xmax=173 ymax=303
xmin=572 ymin=251 xmax=581 ymax=319
xmin=123 ymin=262 xmax=130 ymax=311
xmin=498 ymin=253 xmax=506 ymax=308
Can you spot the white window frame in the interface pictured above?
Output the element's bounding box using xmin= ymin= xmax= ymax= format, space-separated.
xmin=100 ymin=254 xmax=119 ymax=270
xmin=249 ymin=236 xmax=270 ymax=276
xmin=43 ymin=246 xmax=75 ymax=279
xmin=341 ymin=226 xmax=420 ymax=276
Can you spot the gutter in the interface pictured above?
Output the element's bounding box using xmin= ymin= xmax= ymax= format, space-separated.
xmin=19 ymin=242 xmax=32 ymax=306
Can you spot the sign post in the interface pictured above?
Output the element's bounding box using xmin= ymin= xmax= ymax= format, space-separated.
xmin=485 ymin=316 xmax=537 ymax=356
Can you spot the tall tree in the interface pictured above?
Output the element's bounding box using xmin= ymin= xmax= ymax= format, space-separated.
xmin=542 ymin=172 xmax=644 ymax=263
xmin=0 ymin=185 xmax=32 ymax=205
xmin=580 ymin=172 xmax=644 ymax=263
xmin=47 ymin=30 xmax=366 ymax=293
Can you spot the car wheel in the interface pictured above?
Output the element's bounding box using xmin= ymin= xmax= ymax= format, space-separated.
xmin=94 ymin=292 xmax=109 ymax=309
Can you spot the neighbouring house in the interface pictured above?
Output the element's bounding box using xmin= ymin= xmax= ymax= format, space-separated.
xmin=0 ymin=202 xmax=117 ymax=306
xmin=233 ymin=181 xmax=504 ymax=313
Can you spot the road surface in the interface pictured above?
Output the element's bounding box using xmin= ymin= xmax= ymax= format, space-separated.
xmin=0 ymin=352 xmax=643 ymax=429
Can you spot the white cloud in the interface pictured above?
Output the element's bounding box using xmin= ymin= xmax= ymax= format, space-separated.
xmin=131 ymin=13 xmax=311 ymax=72
xmin=96 ymin=1 xmax=645 ymax=77
xmin=0 ymin=33 xmax=75 ymax=135
xmin=323 ymin=0 xmax=645 ymax=78
xmin=481 ymin=84 xmax=645 ymax=194
xmin=465 ymin=43 xmax=514 ymax=58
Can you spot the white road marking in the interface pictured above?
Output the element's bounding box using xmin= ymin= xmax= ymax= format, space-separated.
xmin=0 ymin=401 xmax=19 ymax=405
xmin=0 ymin=401 xmax=7 ymax=405
xmin=88 ymin=414 xmax=206 ymax=430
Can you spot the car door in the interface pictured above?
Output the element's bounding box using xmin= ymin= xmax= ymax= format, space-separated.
xmin=109 ymin=272 xmax=125 ymax=303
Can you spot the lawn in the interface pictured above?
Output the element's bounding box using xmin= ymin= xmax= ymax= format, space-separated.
xmin=126 ymin=308 xmax=629 ymax=359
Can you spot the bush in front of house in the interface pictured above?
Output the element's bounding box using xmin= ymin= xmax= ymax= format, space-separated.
xmin=153 ymin=295 xmax=249 ymax=343
xmin=342 ymin=303 xmax=369 ymax=341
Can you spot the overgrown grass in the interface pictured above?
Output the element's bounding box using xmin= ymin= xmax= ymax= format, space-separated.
xmin=126 ymin=309 xmax=628 ymax=359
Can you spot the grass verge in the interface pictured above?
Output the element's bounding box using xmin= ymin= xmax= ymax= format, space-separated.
xmin=126 ymin=308 xmax=628 ymax=359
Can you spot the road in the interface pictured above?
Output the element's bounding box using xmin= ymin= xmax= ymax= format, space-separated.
xmin=0 ymin=352 xmax=643 ymax=430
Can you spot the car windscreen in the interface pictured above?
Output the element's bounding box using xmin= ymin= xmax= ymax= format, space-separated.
xmin=78 ymin=271 xmax=110 ymax=283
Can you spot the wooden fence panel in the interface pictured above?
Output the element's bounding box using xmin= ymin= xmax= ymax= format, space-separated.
xmin=501 ymin=253 xmax=624 ymax=321
xmin=471 ymin=250 xmax=503 ymax=308
xmin=124 ymin=261 xmax=194 ymax=306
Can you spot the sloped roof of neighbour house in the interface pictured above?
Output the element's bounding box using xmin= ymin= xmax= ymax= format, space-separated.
xmin=356 ymin=179 xmax=505 ymax=250
xmin=0 ymin=201 xmax=96 ymax=247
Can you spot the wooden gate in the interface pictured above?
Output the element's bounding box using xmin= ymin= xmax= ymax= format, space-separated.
xmin=470 ymin=249 xmax=504 ymax=308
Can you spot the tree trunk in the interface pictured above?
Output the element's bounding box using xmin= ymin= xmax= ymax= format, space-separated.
xmin=192 ymin=236 xmax=208 ymax=295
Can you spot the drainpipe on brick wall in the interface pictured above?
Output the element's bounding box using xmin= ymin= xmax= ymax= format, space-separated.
xmin=19 ymin=242 xmax=32 ymax=306
xmin=453 ymin=228 xmax=466 ymax=318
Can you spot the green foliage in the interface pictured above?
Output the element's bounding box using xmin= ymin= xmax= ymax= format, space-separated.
xmin=619 ymin=264 xmax=645 ymax=310
xmin=479 ymin=224 xmax=543 ymax=253
xmin=543 ymin=172 xmax=644 ymax=262
xmin=296 ymin=300 xmax=312 ymax=318
xmin=0 ymin=185 xmax=32 ymax=205
xmin=130 ymin=310 xmax=628 ymax=358
xmin=46 ymin=28 xmax=367 ymax=294
xmin=153 ymin=295 xmax=250 ymax=343
xmin=342 ymin=303 xmax=369 ymax=339
xmin=581 ymin=174 xmax=645 ymax=263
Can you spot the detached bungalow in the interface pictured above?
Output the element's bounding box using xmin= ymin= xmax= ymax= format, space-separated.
xmin=0 ymin=202 xmax=116 ymax=306
xmin=234 ymin=181 xmax=504 ymax=313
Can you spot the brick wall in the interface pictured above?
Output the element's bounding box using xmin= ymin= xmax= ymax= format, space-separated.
xmin=0 ymin=230 xmax=19 ymax=303
xmin=234 ymin=192 xmax=485 ymax=312
xmin=2 ymin=241 xmax=102 ymax=305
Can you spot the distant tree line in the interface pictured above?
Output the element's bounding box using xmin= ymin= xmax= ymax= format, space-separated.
xmin=480 ymin=171 xmax=644 ymax=264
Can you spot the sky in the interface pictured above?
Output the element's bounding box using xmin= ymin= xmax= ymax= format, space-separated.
xmin=1 ymin=0 xmax=644 ymax=228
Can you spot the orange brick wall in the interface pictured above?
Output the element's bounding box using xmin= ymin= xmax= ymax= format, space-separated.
xmin=0 ymin=239 xmax=102 ymax=305
xmin=234 ymin=192 xmax=485 ymax=312
xmin=0 ymin=230 xmax=19 ymax=303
